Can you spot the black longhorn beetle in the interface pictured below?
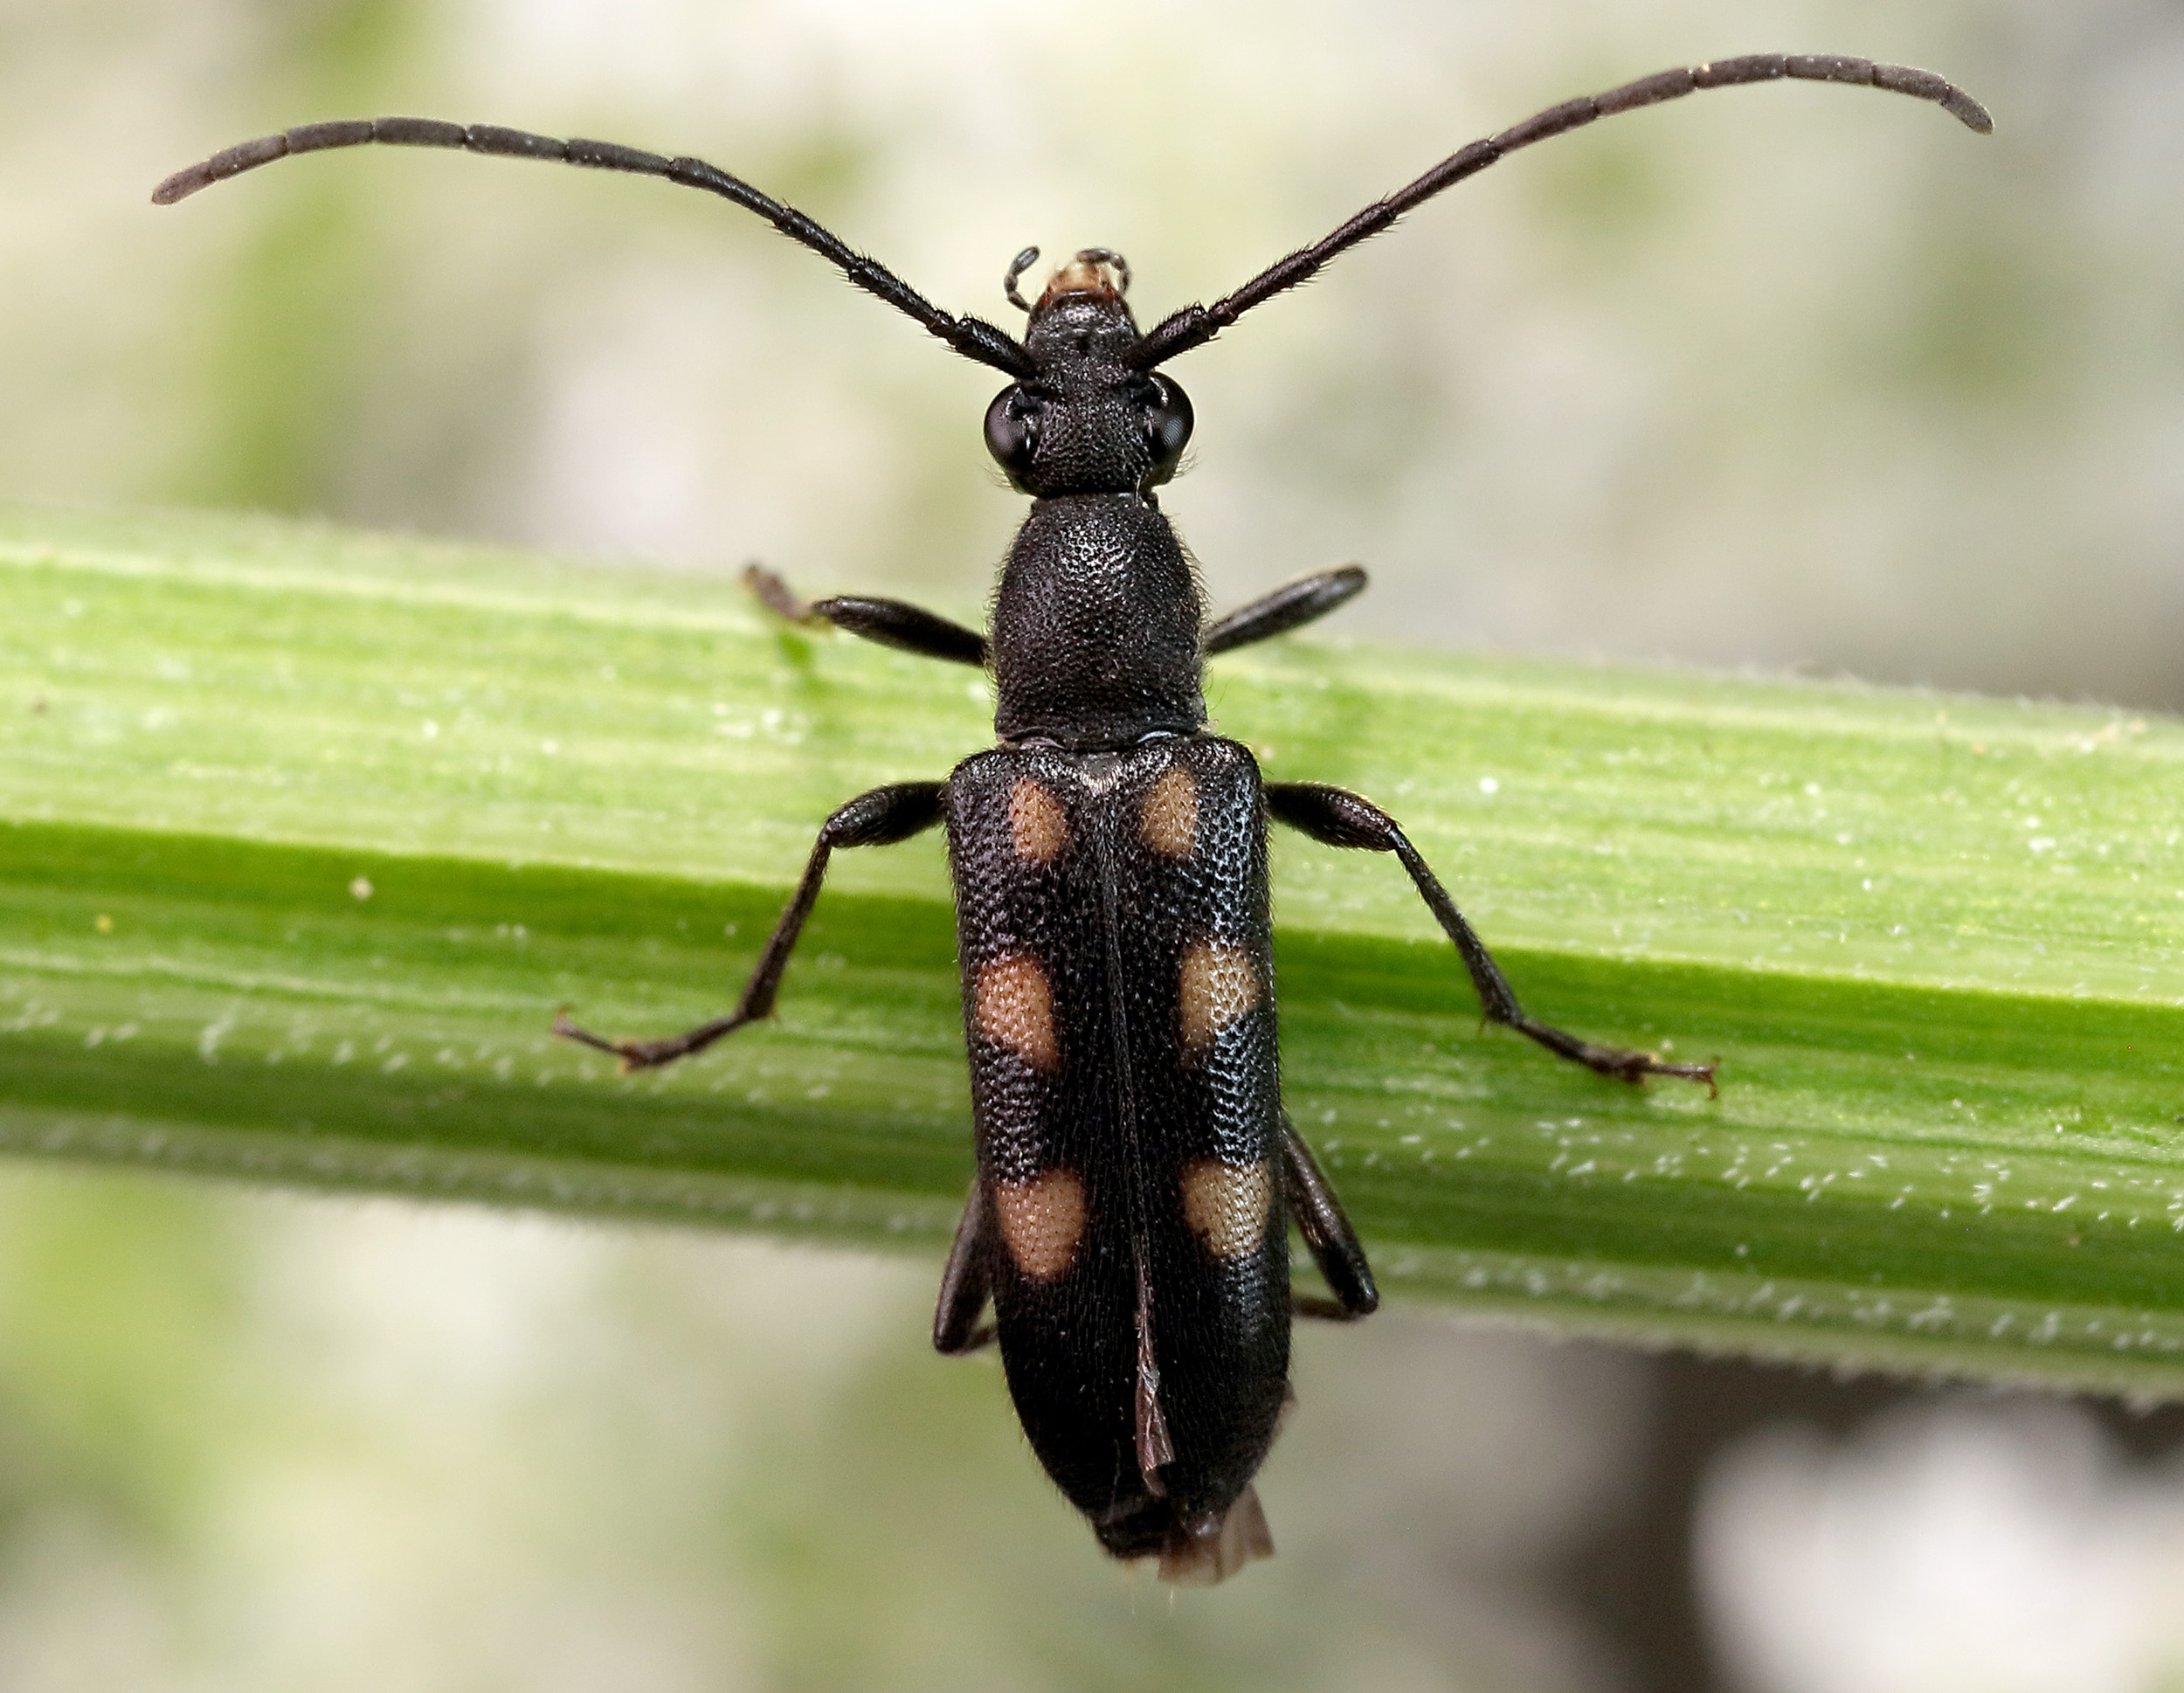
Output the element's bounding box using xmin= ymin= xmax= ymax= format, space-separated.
xmin=157 ymin=52 xmax=1989 ymax=1584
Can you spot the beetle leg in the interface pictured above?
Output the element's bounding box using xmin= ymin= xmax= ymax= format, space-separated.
xmin=743 ymin=564 xmax=989 ymax=667
xmin=933 ymin=1178 xmax=998 ymax=1355
xmin=555 ymin=781 xmax=947 ymax=1070
xmin=1280 ymin=1113 xmax=1379 ymax=1317
xmin=1265 ymin=783 xmax=1718 ymax=1093
xmin=1203 ymin=565 xmax=1368 ymax=655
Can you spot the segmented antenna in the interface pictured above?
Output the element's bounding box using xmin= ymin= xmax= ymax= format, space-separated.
xmin=1129 ymin=53 xmax=1992 ymax=369
xmin=153 ymin=118 xmax=1035 ymax=379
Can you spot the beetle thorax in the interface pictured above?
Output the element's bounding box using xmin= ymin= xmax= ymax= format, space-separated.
xmin=989 ymin=494 xmax=1206 ymax=750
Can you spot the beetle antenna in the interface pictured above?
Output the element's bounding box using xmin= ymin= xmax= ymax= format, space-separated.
xmin=1129 ymin=53 xmax=1991 ymax=369
xmin=153 ymin=118 xmax=1036 ymax=379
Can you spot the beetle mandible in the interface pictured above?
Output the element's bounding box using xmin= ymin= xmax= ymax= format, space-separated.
xmin=157 ymin=52 xmax=1989 ymax=1584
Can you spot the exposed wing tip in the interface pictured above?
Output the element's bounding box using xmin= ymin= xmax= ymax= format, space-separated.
xmin=1155 ymin=1487 xmax=1276 ymax=1586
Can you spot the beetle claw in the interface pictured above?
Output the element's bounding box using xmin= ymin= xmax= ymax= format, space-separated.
xmin=550 ymin=1007 xmax=635 ymax=1065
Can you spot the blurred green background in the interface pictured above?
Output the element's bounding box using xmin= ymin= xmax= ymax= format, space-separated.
xmin=1 ymin=0 xmax=2181 ymax=1688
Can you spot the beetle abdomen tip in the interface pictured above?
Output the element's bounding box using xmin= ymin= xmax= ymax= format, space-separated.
xmin=1155 ymin=1487 xmax=1276 ymax=1586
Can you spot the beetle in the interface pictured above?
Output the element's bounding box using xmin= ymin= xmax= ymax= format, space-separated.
xmin=157 ymin=53 xmax=1989 ymax=1583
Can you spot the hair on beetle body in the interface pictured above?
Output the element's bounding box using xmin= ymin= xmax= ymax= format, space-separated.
xmin=158 ymin=52 xmax=1988 ymax=1584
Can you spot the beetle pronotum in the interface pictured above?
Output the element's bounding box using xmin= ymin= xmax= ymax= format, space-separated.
xmin=158 ymin=52 xmax=1989 ymax=1584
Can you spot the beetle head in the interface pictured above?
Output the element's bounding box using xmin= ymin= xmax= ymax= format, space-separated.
xmin=985 ymin=248 xmax=1192 ymax=499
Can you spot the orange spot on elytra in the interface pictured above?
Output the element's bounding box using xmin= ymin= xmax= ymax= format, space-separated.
xmin=1009 ymin=778 xmax=1069 ymax=865
xmin=976 ymin=952 xmax=1060 ymax=1071
xmin=994 ymin=1169 xmax=1087 ymax=1280
xmin=1139 ymin=766 xmax=1198 ymax=859
xmin=1180 ymin=1158 xmax=1274 ymax=1261
xmin=1179 ymin=938 xmax=1258 ymax=1059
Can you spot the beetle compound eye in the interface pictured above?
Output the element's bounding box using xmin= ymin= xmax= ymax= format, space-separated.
xmin=1139 ymin=374 xmax=1193 ymax=485
xmin=984 ymin=386 xmax=1042 ymax=487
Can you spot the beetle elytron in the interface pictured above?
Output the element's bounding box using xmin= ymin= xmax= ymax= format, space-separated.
xmin=159 ymin=52 xmax=1988 ymax=1583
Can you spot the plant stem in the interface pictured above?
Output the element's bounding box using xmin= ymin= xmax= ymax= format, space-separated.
xmin=3 ymin=501 xmax=2181 ymax=1394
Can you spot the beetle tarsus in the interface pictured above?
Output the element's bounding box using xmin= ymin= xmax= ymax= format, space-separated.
xmin=742 ymin=562 xmax=820 ymax=624
xmin=1507 ymin=1015 xmax=1719 ymax=1094
xmin=549 ymin=1007 xmax=619 ymax=1055
xmin=746 ymin=564 xmax=991 ymax=667
xmin=551 ymin=1007 xmax=752 ymax=1071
